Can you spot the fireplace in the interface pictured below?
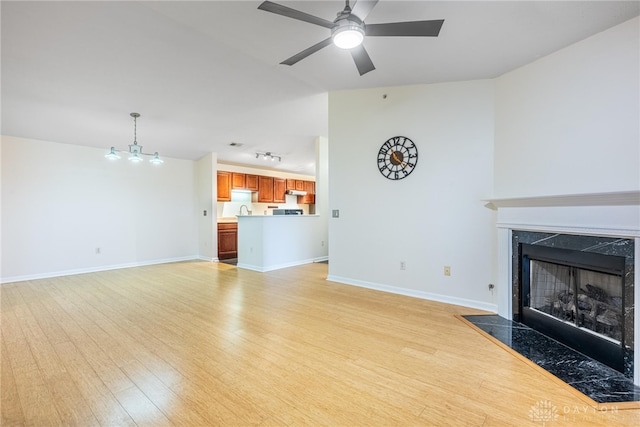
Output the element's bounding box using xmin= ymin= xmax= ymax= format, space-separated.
xmin=520 ymin=243 xmax=626 ymax=372
xmin=511 ymin=231 xmax=635 ymax=379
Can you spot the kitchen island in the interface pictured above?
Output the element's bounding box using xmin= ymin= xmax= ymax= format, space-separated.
xmin=236 ymin=215 xmax=328 ymax=272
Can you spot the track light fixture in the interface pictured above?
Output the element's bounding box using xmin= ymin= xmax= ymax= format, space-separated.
xmin=105 ymin=113 xmax=163 ymax=164
xmin=255 ymin=151 xmax=281 ymax=162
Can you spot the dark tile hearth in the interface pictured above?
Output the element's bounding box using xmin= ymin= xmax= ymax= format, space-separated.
xmin=511 ymin=231 xmax=635 ymax=379
xmin=463 ymin=314 xmax=640 ymax=404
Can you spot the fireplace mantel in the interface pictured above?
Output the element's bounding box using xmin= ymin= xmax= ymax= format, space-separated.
xmin=487 ymin=191 xmax=640 ymax=239
xmin=490 ymin=190 xmax=640 ymax=385
xmin=486 ymin=190 xmax=640 ymax=209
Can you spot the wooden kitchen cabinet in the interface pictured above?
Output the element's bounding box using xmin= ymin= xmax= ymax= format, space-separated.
xmin=217 ymin=171 xmax=232 ymax=201
xmin=246 ymin=174 xmax=259 ymax=191
xmin=258 ymin=176 xmax=274 ymax=202
xmin=286 ymin=179 xmax=305 ymax=191
xmin=231 ymin=173 xmax=245 ymax=189
xmin=273 ymin=178 xmax=286 ymax=203
xmin=218 ymin=223 xmax=237 ymax=259
xmin=301 ymin=180 xmax=315 ymax=204
xmin=231 ymin=173 xmax=259 ymax=192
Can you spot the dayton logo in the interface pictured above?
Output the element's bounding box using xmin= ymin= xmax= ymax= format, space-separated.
xmin=529 ymin=400 xmax=559 ymax=426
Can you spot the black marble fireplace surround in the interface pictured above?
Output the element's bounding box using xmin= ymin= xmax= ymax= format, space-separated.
xmin=512 ymin=231 xmax=635 ymax=380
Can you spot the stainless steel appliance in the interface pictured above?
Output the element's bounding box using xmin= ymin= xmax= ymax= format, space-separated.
xmin=273 ymin=209 xmax=303 ymax=215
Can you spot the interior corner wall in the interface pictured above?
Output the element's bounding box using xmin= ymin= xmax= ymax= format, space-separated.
xmin=0 ymin=135 xmax=198 ymax=283
xmin=315 ymin=136 xmax=329 ymax=246
xmin=196 ymin=153 xmax=216 ymax=261
xmin=327 ymin=80 xmax=497 ymax=311
xmin=494 ymin=16 xmax=640 ymax=198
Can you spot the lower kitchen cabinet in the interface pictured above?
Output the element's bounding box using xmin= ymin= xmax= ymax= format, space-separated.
xmin=218 ymin=223 xmax=237 ymax=260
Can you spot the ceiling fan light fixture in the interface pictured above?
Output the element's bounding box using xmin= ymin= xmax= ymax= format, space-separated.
xmin=332 ymin=23 xmax=364 ymax=49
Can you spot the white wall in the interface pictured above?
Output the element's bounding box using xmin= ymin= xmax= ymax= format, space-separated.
xmin=196 ymin=153 xmax=216 ymax=261
xmin=1 ymin=135 xmax=198 ymax=282
xmin=237 ymin=216 xmax=327 ymax=272
xmin=327 ymin=80 xmax=497 ymax=311
xmin=494 ymin=16 xmax=640 ymax=198
xmin=315 ymin=136 xmax=329 ymax=253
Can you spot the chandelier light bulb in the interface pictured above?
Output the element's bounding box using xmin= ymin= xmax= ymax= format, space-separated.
xmin=128 ymin=152 xmax=144 ymax=163
xmin=150 ymin=152 xmax=164 ymax=165
xmin=105 ymin=147 xmax=120 ymax=160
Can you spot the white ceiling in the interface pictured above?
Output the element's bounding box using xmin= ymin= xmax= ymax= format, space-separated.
xmin=2 ymin=1 xmax=639 ymax=176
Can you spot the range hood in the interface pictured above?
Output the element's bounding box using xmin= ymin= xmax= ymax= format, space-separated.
xmin=286 ymin=189 xmax=307 ymax=196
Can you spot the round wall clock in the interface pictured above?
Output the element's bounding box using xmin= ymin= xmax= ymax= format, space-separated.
xmin=377 ymin=136 xmax=418 ymax=180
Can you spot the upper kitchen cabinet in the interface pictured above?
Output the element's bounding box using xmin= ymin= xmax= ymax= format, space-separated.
xmin=230 ymin=173 xmax=259 ymax=192
xmin=246 ymin=174 xmax=259 ymax=191
xmin=273 ymin=178 xmax=286 ymax=203
xmin=257 ymin=176 xmax=274 ymax=203
xmin=301 ymin=180 xmax=315 ymax=204
xmin=231 ymin=173 xmax=246 ymax=189
xmin=217 ymin=171 xmax=232 ymax=202
xmin=286 ymin=179 xmax=305 ymax=191
xmin=286 ymin=179 xmax=296 ymax=191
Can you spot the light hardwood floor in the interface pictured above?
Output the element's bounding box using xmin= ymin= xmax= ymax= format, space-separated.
xmin=1 ymin=261 xmax=639 ymax=426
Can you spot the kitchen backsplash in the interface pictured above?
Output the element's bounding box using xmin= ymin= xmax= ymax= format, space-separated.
xmin=217 ymin=193 xmax=308 ymax=217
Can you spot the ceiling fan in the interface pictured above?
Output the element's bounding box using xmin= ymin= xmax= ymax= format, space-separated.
xmin=257 ymin=0 xmax=444 ymax=76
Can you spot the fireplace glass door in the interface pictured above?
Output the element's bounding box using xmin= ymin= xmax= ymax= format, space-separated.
xmin=529 ymin=260 xmax=623 ymax=343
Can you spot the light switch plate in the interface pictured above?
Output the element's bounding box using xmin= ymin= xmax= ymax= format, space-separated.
xmin=332 ymin=209 xmax=340 ymax=218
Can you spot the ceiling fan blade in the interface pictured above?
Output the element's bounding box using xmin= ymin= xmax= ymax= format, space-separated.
xmin=281 ymin=38 xmax=333 ymax=66
xmin=366 ymin=20 xmax=444 ymax=37
xmin=350 ymin=0 xmax=379 ymax=21
xmin=258 ymin=1 xmax=335 ymax=29
xmin=350 ymin=45 xmax=375 ymax=76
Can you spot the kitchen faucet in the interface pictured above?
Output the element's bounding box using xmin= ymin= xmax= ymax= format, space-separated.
xmin=239 ymin=205 xmax=250 ymax=216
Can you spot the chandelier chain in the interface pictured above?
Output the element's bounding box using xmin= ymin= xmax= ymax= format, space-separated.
xmin=133 ymin=115 xmax=138 ymax=145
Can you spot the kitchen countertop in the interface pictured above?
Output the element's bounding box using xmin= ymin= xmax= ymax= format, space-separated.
xmin=219 ymin=215 xmax=319 ymax=223
xmin=217 ymin=217 xmax=238 ymax=223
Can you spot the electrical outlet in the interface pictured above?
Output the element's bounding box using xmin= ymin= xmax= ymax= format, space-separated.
xmin=444 ymin=266 xmax=451 ymax=276
xmin=400 ymin=261 xmax=406 ymax=270
xmin=321 ymin=240 xmax=325 ymax=247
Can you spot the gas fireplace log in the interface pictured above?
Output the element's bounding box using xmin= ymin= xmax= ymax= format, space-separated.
xmin=544 ymin=287 xmax=622 ymax=331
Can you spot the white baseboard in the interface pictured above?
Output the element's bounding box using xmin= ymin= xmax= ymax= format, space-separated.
xmin=238 ymin=256 xmax=329 ymax=273
xmin=326 ymin=274 xmax=498 ymax=313
xmin=197 ymin=256 xmax=217 ymax=262
xmin=0 ymin=255 xmax=200 ymax=284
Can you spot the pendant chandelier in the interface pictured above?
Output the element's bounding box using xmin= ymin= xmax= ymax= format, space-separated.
xmin=105 ymin=113 xmax=163 ymax=164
